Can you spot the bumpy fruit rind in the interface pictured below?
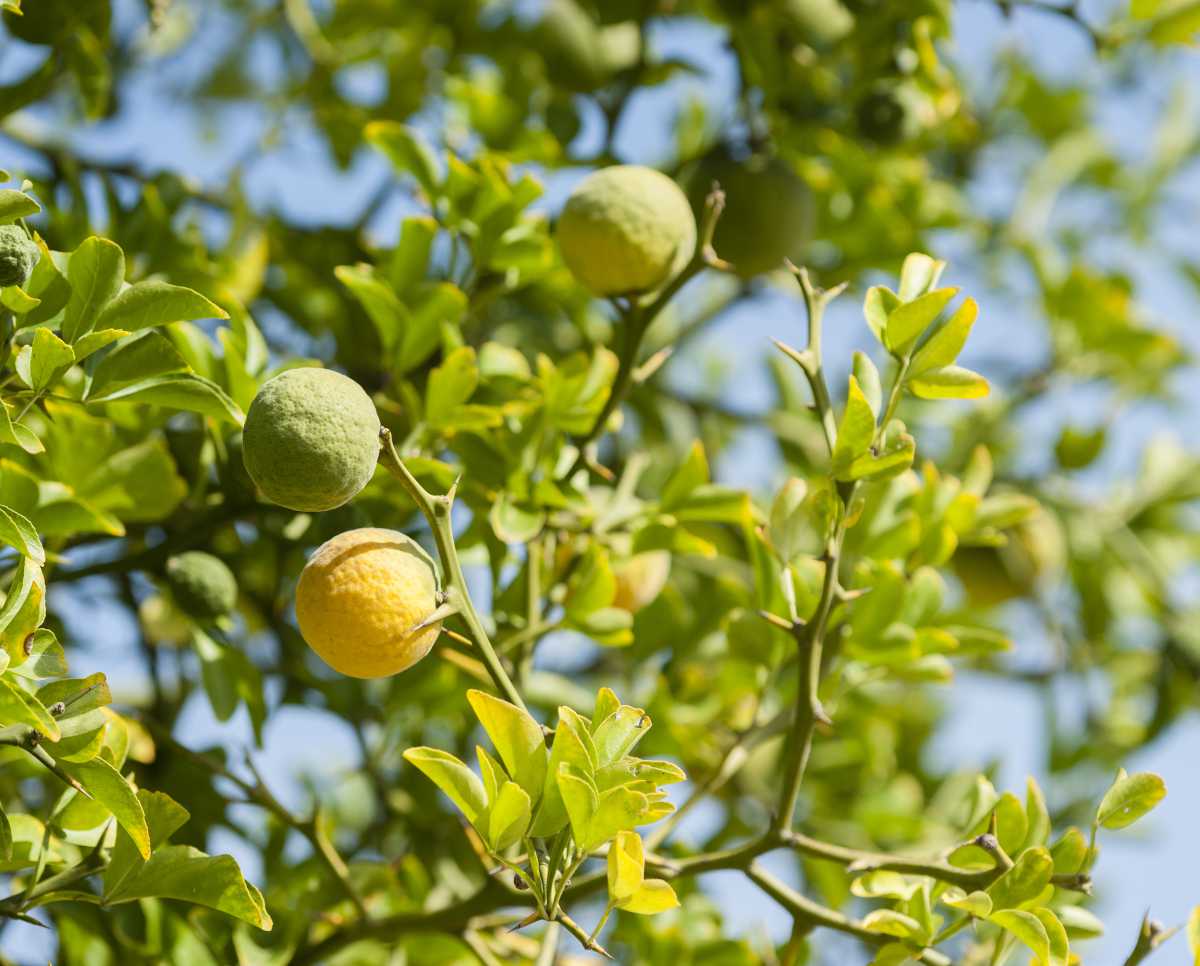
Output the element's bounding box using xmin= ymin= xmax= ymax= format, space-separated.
xmin=242 ymin=368 xmax=381 ymax=513
xmin=557 ymin=165 xmax=696 ymax=297
xmin=0 ymin=225 xmax=39 ymax=288
xmin=295 ymin=527 xmax=442 ymax=679
xmin=165 ymin=551 xmax=238 ymax=621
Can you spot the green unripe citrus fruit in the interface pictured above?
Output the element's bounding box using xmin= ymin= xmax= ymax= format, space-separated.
xmin=295 ymin=528 xmax=442 ymax=678
xmin=0 ymin=226 xmax=39 ymax=288
xmin=557 ymin=165 xmax=696 ymax=297
xmin=780 ymin=0 xmax=855 ymax=44
xmin=537 ymin=0 xmax=639 ymax=93
xmin=242 ymin=368 xmax=381 ymax=512
xmin=138 ymin=595 xmax=192 ymax=647
xmin=165 ymin=551 xmax=238 ymax=621
xmin=683 ymin=153 xmax=812 ymax=278
xmin=856 ymin=85 xmax=912 ymax=145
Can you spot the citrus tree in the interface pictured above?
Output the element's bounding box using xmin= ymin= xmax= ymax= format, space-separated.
xmin=0 ymin=1 xmax=1198 ymax=964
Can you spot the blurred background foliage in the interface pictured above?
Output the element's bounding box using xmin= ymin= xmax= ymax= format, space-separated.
xmin=0 ymin=0 xmax=1198 ymax=963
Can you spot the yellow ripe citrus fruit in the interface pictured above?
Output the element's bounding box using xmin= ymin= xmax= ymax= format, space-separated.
xmin=242 ymin=368 xmax=380 ymax=513
xmin=612 ymin=550 xmax=671 ymax=613
xmin=295 ymin=528 xmax=442 ymax=678
xmin=683 ymin=153 xmax=812 ymax=278
xmin=557 ymin=165 xmax=696 ymax=297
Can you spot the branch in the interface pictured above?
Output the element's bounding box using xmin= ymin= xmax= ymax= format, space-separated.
xmin=746 ymin=865 xmax=952 ymax=966
xmin=139 ymin=716 xmax=368 ymax=920
xmin=377 ymin=429 xmax=527 ymax=712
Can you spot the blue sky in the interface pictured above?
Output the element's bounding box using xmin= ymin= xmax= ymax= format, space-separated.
xmin=1 ymin=0 xmax=1197 ymax=961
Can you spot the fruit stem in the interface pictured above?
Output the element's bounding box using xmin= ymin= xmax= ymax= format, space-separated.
xmin=378 ymin=428 xmax=528 ymax=712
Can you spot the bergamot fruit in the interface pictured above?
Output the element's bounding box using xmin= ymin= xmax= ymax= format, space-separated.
xmin=557 ymin=165 xmax=696 ymax=297
xmin=242 ymin=368 xmax=380 ymax=512
xmin=0 ymin=226 xmax=39 ymax=288
xmin=295 ymin=528 xmax=442 ymax=678
xmin=683 ymin=153 xmax=812 ymax=278
xmin=165 ymin=551 xmax=238 ymax=621
xmin=612 ymin=550 xmax=671 ymax=613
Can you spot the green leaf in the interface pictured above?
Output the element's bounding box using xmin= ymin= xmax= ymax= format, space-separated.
xmin=398 ymin=282 xmax=467 ymax=373
xmin=1024 ymin=776 xmax=1051 ymax=849
xmin=389 ymin=216 xmax=439 ymax=293
xmin=897 ymin=253 xmax=947 ymax=301
xmin=616 ymin=878 xmax=678 ymax=914
xmin=402 ymin=747 xmax=487 ymax=823
xmin=583 ymin=784 xmax=647 ymax=851
xmin=863 ymin=286 xmax=900 ymax=344
xmin=607 ymin=829 xmax=644 ymax=903
xmin=831 ymin=376 xmax=877 ymax=476
xmin=62 ymin=237 xmax=126 ymax=343
xmin=59 ymin=757 xmax=150 ymax=858
xmin=940 ymin=887 xmax=992 ymax=917
xmin=987 ymin=847 xmax=1053 ymax=911
xmin=335 ymin=263 xmax=406 ymax=353
xmin=530 ymin=706 xmax=596 ymax=838
xmin=1057 ymin=905 xmax=1104 ymax=940
xmin=0 ymin=803 xmax=10 ymax=861
xmin=909 ymin=297 xmax=979 ymax=375
xmin=843 ymin=430 xmax=915 ymax=482
xmin=1049 ymin=827 xmax=1088 ymax=873
xmin=485 ymin=781 xmax=531 ymax=852
xmin=1186 ymin=905 xmax=1199 ymax=964
xmin=592 ymin=704 xmax=652 ymax=765
xmin=884 ymin=287 xmax=958 ymax=355
xmin=72 ymin=328 xmax=130 ymax=362
xmin=466 ymin=689 xmax=547 ymax=804
xmin=852 ymin=351 xmax=882 ymax=413
xmin=104 ymin=844 xmax=271 ymax=929
xmin=0 ymin=400 xmax=43 ymax=454
xmin=0 ymin=504 xmax=44 ymax=563
xmin=989 ymin=909 xmax=1050 ymax=964
xmin=94 ymin=280 xmax=226 ymax=331
xmin=0 ymin=676 xmax=60 ymax=741
xmin=661 ymin=440 xmax=709 ymax=508
xmin=0 ymin=189 xmax=39 ymax=223
xmin=426 ymin=346 xmax=481 ymax=428
xmin=17 ymin=326 xmax=75 ymax=391
xmin=476 ymin=745 xmax=504 ymax=804
xmin=366 ymin=121 xmax=442 ymax=198
xmin=1096 ymin=770 xmax=1167 ymax=829
xmin=851 ymin=871 xmax=923 ymax=900
xmin=1032 ymin=908 xmax=1070 ymax=966
xmin=89 ymin=372 xmax=244 ymax=424
xmin=103 ymin=789 xmax=190 ymax=897
xmin=861 ymin=909 xmax=926 ymax=940
xmin=489 ymin=492 xmax=546 ymax=544
xmin=908 ymin=365 xmax=989 ymax=400
xmin=557 ymin=763 xmax=598 ymax=846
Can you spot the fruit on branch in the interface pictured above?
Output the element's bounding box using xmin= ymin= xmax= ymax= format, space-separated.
xmin=855 ymin=83 xmax=916 ymax=145
xmin=242 ymin=368 xmax=381 ymax=512
xmin=612 ymin=550 xmax=671 ymax=612
xmin=954 ymin=510 xmax=1067 ymax=608
xmin=682 ymin=151 xmax=812 ymax=278
xmin=557 ymin=165 xmax=696 ymax=297
xmin=295 ymin=528 xmax=442 ymax=678
xmin=165 ymin=552 xmax=238 ymax=621
xmin=537 ymin=0 xmax=639 ymax=93
xmin=0 ymin=225 xmax=40 ymax=288
xmin=780 ymin=0 xmax=855 ymax=45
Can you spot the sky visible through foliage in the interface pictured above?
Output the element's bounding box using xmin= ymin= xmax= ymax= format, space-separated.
xmin=1 ymin=0 xmax=1198 ymax=961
